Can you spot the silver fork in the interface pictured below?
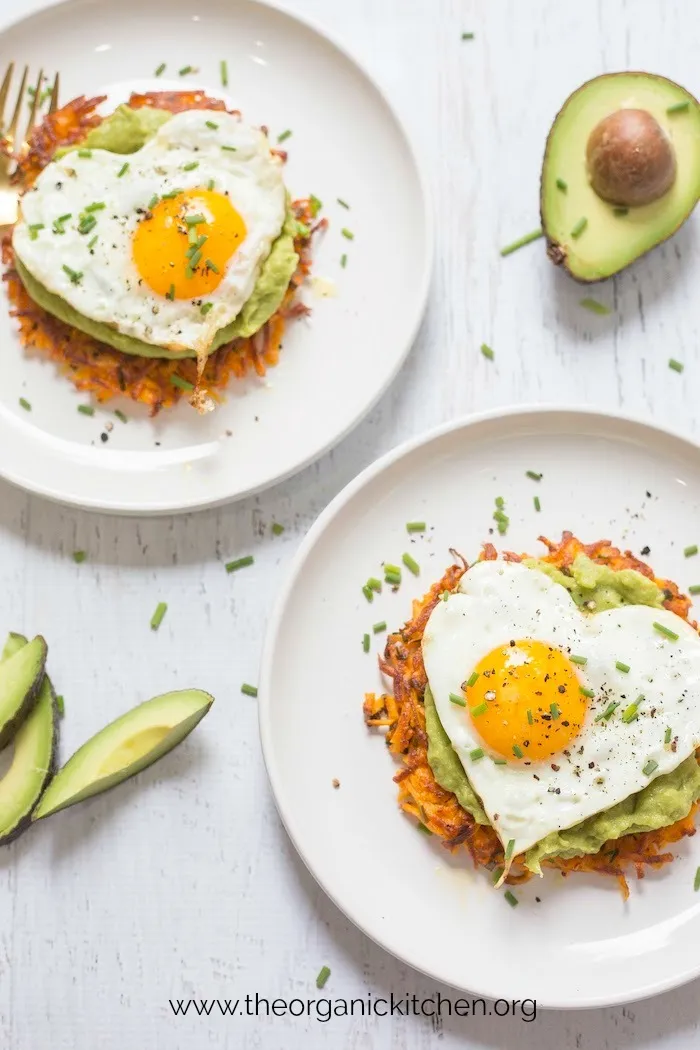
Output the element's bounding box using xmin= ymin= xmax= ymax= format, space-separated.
xmin=0 ymin=63 xmax=60 ymax=227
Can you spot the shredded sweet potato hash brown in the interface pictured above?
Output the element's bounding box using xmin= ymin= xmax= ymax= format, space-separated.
xmin=363 ymin=533 xmax=699 ymax=896
xmin=2 ymin=93 xmax=324 ymax=413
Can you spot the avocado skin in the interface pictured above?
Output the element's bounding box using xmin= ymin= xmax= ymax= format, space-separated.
xmin=0 ymin=636 xmax=47 ymax=751
xmin=0 ymin=634 xmax=59 ymax=845
xmin=540 ymin=71 xmax=700 ymax=282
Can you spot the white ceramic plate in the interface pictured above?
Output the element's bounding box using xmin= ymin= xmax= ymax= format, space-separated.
xmin=260 ymin=407 xmax=700 ymax=1008
xmin=0 ymin=0 xmax=430 ymax=513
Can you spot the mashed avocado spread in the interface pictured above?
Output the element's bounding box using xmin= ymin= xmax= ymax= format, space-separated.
xmin=16 ymin=105 xmax=300 ymax=360
xmin=425 ymin=555 xmax=700 ymax=873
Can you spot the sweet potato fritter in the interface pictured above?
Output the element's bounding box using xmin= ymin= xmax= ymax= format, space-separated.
xmin=363 ymin=532 xmax=699 ymax=896
xmin=3 ymin=93 xmax=324 ymax=414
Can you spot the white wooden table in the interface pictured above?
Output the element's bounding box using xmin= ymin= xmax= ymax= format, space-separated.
xmin=1 ymin=0 xmax=699 ymax=1046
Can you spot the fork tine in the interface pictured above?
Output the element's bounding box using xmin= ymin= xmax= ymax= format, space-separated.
xmin=48 ymin=72 xmax=59 ymax=114
xmin=24 ymin=68 xmax=43 ymax=142
xmin=0 ymin=62 xmax=15 ymax=132
xmin=6 ymin=65 xmax=28 ymax=145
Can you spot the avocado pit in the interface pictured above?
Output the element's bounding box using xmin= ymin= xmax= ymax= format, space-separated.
xmin=586 ymin=108 xmax=676 ymax=207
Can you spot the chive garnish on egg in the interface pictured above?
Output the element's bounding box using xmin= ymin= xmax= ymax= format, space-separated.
xmin=570 ymin=654 xmax=587 ymax=665
xmin=166 ymin=285 xmax=176 ymax=301
xmin=183 ymin=161 xmax=199 ymax=171
xmin=402 ymin=553 xmax=420 ymax=576
xmin=78 ymin=214 xmax=97 ymax=235
xmin=594 ymin=700 xmax=620 ymax=722
xmin=470 ymin=747 xmax=484 ymax=761
xmin=550 ymin=702 xmax=562 ymax=718
xmin=527 ymin=709 xmax=533 ymax=725
xmin=205 ymin=120 xmax=219 ymax=130
xmin=449 ymin=693 xmax=467 ymax=707
xmin=88 ymin=234 xmax=98 ymax=250
xmin=150 ymin=602 xmax=168 ymax=630
xmin=200 ymin=302 xmax=213 ymax=316
xmin=171 ymin=375 xmax=194 ymax=392
xmin=615 ymin=661 xmax=630 ymax=673
xmin=470 ymin=703 xmax=488 ymax=717
xmin=362 ymin=633 xmax=370 ymax=653
xmin=185 ymin=213 xmax=206 ymax=226
xmin=221 ymin=145 xmax=237 ymax=152
xmin=512 ymin=744 xmax=523 ymax=758
xmin=225 ymin=555 xmax=254 ymax=573
xmin=406 ymin=521 xmax=426 ymax=533
xmin=622 ymin=697 xmax=643 ymax=723
xmin=78 ymin=148 xmax=92 ymax=158
xmin=116 ymin=162 xmax=130 ymax=178
xmin=579 ymin=687 xmax=594 ymax=699
xmin=642 ymin=759 xmax=658 ymax=777
xmin=665 ymin=726 xmax=672 ymax=744
xmin=373 ymin=621 xmax=386 ymax=634
xmin=362 ymin=585 xmax=373 ymax=603
xmin=384 ymin=563 xmax=401 ymax=575
xmin=465 ymin=671 xmax=479 ymax=687
xmin=653 ymin=621 xmax=679 ymax=641
xmin=367 ymin=578 xmax=382 ymax=593
xmin=77 ymin=404 xmax=94 ymax=416
xmin=28 ymin=223 xmax=44 ymax=240
xmin=62 ymin=265 xmax=82 ymax=285
xmin=493 ymin=758 xmax=507 ymax=765
xmin=205 ymin=259 xmax=220 ymax=274
xmin=85 ymin=202 xmax=106 ymax=213
xmin=499 ymin=228 xmax=544 ymax=257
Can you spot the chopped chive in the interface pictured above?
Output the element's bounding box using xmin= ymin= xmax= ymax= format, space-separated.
xmin=77 ymin=148 xmax=92 ymax=158
xmin=362 ymin=633 xmax=370 ymax=653
xmin=55 ymin=694 xmax=65 ymax=715
xmin=187 ymin=226 xmax=199 ymax=245
xmin=385 ymin=572 xmax=401 ymax=587
xmin=550 ymin=702 xmax=562 ymax=718
xmin=155 ymin=63 xmax=166 ymax=77
xmin=622 ymin=697 xmax=643 ymax=723
xmin=72 ymin=550 xmax=86 ymax=563
xmin=337 ymin=198 xmax=350 ymax=209
xmin=271 ymin=523 xmax=284 ymax=536
xmin=689 ymin=585 xmax=700 ymax=595
xmin=88 ymin=235 xmax=98 ymax=249
xmin=527 ymin=709 xmax=533 ymax=725
xmin=367 ymin=577 xmax=382 ymax=593
xmin=115 ymin=410 xmax=128 ymax=423
xmin=171 ymin=375 xmax=194 ymax=392
xmin=221 ymin=145 xmax=237 ymax=152
xmin=665 ymin=726 xmax=672 ymax=744
xmin=441 ymin=590 xmax=450 ymax=602
xmin=225 ymin=555 xmax=254 ymax=573
xmin=316 ymin=965 xmax=331 ymax=989
xmin=570 ymin=654 xmax=588 ymax=666
xmin=505 ymin=839 xmax=515 ymax=860
xmin=340 ymin=253 xmax=348 ymax=268
xmin=205 ymin=120 xmax=219 ymax=130
xmin=362 ymin=585 xmax=373 ymax=603
xmin=341 ymin=227 xmax=354 ymax=241
xmin=500 ymin=227 xmax=544 ymax=257
xmin=406 ymin=521 xmax=426 ymax=533
xmin=182 ymin=161 xmax=199 ymax=171
xmin=613 ymin=206 xmax=629 ymax=216
xmin=461 ymin=31 xmax=475 ymax=39
xmin=200 ymin=302 xmax=213 ymax=316
xmin=28 ymin=222 xmax=44 ymax=240
xmin=469 ymin=747 xmax=485 ymax=761
xmin=470 ymin=703 xmax=488 ymax=717
xmin=220 ymin=60 xmax=228 ymax=87
xmin=77 ymin=404 xmax=94 ymax=416
xmin=241 ymin=683 xmax=258 ymax=698
xmin=277 ymin=129 xmax=292 ymax=143
xmin=373 ymin=621 xmax=386 ymax=634
xmin=493 ymin=758 xmax=507 ymax=765
xmin=384 ymin=563 xmax=401 ymax=575
xmin=512 ymin=744 xmax=523 ymax=759
xmin=185 ymin=213 xmax=206 ymax=226
xmin=402 ymin=552 xmax=420 ymax=576
xmin=162 ymin=189 xmax=184 ymax=200
xmin=465 ymin=671 xmax=479 ymax=688
xmin=85 ymin=202 xmax=105 ymax=213
xmin=504 ymin=890 xmax=519 ymax=908
xmin=533 ymin=496 xmax=541 ymax=512
xmin=150 ymin=602 xmax=168 ymax=630
xmin=178 ymin=65 xmax=196 ymax=76
xmin=205 ymin=259 xmax=220 ymax=274
xmin=449 ymin=693 xmax=467 ymax=707
xmin=595 ymin=700 xmax=620 ymax=722
xmin=580 ymin=297 xmax=611 ymax=316
xmin=653 ymin=621 xmax=679 ymax=641
xmin=526 ymin=470 xmax=542 ymax=481
xmin=685 ymin=545 xmax=698 ymax=557
xmin=642 ymin=759 xmax=658 ymax=777
xmin=571 ymin=217 xmax=588 ymax=238
xmin=669 ymin=358 xmax=684 ymax=373
xmin=480 ymin=342 xmax=494 ymax=361
xmin=189 ymin=249 xmax=203 ymax=268
xmin=62 ymin=264 xmax=82 ymax=284
xmin=695 ymin=867 xmax=700 ymax=892
xmin=555 ymin=177 xmax=567 ymax=192
xmin=78 ymin=215 xmax=97 ymax=235
xmin=148 ymin=194 xmax=159 ymax=210
xmin=495 ymin=497 xmax=504 ymax=508
xmin=57 ymin=212 xmax=72 ymax=223
xmin=579 ymin=687 xmax=595 ymax=699
xmin=492 ymin=867 xmax=504 ymax=884
xmin=667 ymin=100 xmax=690 ymax=114
xmin=18 ymin=397 xmax=31 ymax=411
xmin=615 ymin=661 xmax=630 ymax=673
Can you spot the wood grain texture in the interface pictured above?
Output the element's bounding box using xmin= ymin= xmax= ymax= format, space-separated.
xmin=1 ymin=0 xmax=700 ymax=1046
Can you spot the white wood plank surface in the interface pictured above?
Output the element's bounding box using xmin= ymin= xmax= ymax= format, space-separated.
xmin=1 ymin=0 xmax=700 ymax=1046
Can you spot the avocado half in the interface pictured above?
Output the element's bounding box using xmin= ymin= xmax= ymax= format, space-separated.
xmin=0 ymin=633 xmax=59 ymax=845
xmin=541 ymin=72 xmax=700 ymax=281
xmin=0 ymin=636 xmax=47 ymax=750
xmin=33 ymin=689 xmax=214 ymax=820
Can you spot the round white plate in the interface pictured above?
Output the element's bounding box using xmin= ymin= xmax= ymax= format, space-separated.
xmin=260 ymin=407 xmax=700 ymax=1009
xmin=0 ymin=0 xmax=430 ymax=513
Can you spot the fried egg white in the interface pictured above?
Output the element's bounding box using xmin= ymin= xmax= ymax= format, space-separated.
xmin=422 ymin=560 xmax=700 ymax=859
xmin=13 ymin=110 xmax=287 ymax=355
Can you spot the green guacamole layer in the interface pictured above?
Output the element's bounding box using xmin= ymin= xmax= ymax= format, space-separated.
xmin=17 ymin=105 xmax=300 ymax=361
xmin=425 ymin=554 xmax=700 ymax=873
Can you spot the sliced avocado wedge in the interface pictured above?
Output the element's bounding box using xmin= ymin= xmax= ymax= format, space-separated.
xmin=0 ymin=633 xmax=58 ymax=845
xmin=0 ymin=636 xmax=47 ymax=750
xmin=33 ymin=689 xmax=214 ymax=820
xmin=541 ymin=72 xmax=700 ymax=281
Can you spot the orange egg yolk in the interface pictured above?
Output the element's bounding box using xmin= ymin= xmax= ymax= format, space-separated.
xmin=132 ymin=188 xmax=246 ymax=300
xmin=464 ymin=640 xmax=588 ymax=762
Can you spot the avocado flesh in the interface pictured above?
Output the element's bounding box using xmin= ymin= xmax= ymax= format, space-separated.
xmin=0 ymin=634 xmax=58 ymax=844
xmin=33 ymin=689 xmax=214 ymax=820
xmin=0 ymin=636 xmax=47 ymax=750
xmin=541 ymin=73 xmax=700 ymax=281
